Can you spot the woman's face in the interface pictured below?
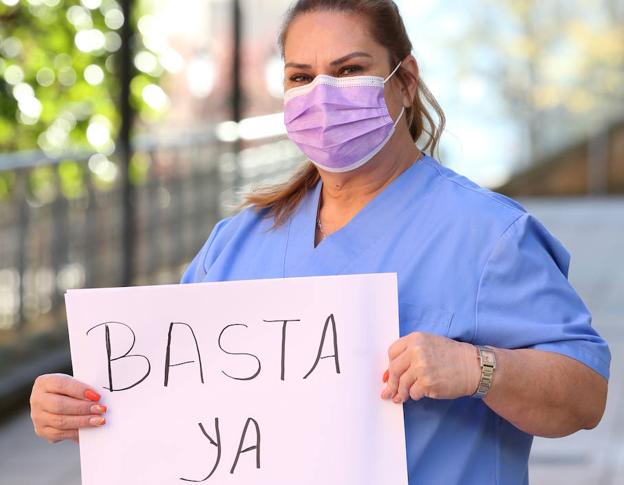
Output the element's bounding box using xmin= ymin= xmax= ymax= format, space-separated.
xmin=283 ymin=10 xmax=408 ymax=122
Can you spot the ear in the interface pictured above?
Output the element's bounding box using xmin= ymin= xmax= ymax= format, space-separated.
xmin=398 ymin=55 xmax=419 ymax=108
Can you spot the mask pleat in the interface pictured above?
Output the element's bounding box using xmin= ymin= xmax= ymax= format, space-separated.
xmin=288 ymin=115 xmax=392 ymax=150
xmin=284 ymin=86 xmax=385 ymax=121
xmin=286 ymin=106 xmax=389 ymax=131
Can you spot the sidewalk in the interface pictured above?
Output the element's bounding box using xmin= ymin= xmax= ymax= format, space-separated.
xmin=0 ymin=196 xmax=622 ymax=485
xmin=0 ymin=409 xmax=80 ymax=485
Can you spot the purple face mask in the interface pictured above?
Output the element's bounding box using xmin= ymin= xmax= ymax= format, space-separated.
xmin=283 ymin=61 xmax=405 ymax=173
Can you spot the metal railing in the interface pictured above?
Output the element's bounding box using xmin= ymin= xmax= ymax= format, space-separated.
xmin=0 ymin=128 xmax=305 ymax=378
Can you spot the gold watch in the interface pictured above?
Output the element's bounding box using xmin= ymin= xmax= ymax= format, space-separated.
xmin=471 ymin=345 xmax=496 ymax=399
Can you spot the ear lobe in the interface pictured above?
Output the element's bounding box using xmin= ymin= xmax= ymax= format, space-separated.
xmin=402 ymin=91 xmax=412 ymax=108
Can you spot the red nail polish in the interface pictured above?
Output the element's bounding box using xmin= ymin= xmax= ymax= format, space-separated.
xmin=383 ymin=369 xmax=389 ymax=383
xmin=85 ymin=389 xmax=101 ymax=402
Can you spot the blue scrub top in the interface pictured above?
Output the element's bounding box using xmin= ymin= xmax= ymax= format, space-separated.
xmin=180 ymin=153 xmax=611 ymax=485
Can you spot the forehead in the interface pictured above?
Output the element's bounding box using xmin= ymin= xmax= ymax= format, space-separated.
xmin=284 ymin=10 xmax=385 ymax=65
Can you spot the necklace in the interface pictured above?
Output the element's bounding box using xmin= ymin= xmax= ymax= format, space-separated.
xmin=316 ymin=216 xmax=328 ymax=240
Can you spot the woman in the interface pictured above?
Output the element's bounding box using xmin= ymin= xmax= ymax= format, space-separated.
xmin=30 ymin=1 xmax=610 ymax=483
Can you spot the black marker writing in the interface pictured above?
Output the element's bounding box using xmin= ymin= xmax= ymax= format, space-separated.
xmin=86 ymin=321 xmax=151 ymax=392
xmin=218 ymin=324 xmax=261 ymax=381
xmin=230 ymin=417 xmax=261 ymax=474
xmin=164 ymin=322 xmax=205 ymax=387
xmin=261 ymin=319 xmax=300 ymax=380
xmin=303 ymin=313 xmax=341 ymax=379
xmin=180 ymin=419 xmax=221 ymax=482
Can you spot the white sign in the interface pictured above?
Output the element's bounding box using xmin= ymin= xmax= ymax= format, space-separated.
xmin=65 ymin=273 xmax=408 ymax=485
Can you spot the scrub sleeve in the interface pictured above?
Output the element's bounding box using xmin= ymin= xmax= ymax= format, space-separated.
xmin=179 ymin=216 xmax=232 ymax=285
xmin=474 ymin=212 xmax=611 ymax=379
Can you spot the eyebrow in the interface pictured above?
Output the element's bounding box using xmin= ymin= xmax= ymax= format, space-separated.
xmin=284 ymin=51 xmax=373 ymax=69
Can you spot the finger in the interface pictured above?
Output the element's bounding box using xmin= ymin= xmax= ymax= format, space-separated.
xmin=43 ymin=427 xmax=80 ymax=444
xmin=41 ymin=374 xmax=100 ymax=401
xmin=382 ymin=351 xmax=412 ymax=399
xmin=409 ymin=381 xmax=426 ymax=401
xmin=393 ymin=367 xmax=416 ymax=403
xmin=387 ymin=338 xmax=407 ymax=360
xmin=42 ymin=394 xmax=107 ymax=416
xmin=42 ymin=411 xmax=106 ymax=430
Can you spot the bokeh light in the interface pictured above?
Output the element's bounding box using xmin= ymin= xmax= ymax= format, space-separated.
xmin=84 ymin=64 xmax=105 ymax=85
xmin=75 ymin=29 xmax=107 ymax=53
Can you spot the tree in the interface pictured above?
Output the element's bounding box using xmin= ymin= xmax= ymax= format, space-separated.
xmin=446 ymin=0 xmax=624 ymax=165
xmin=0 ymin=0 xmax=167 ymax=155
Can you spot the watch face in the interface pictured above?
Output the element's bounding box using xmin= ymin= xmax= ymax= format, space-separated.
xmin=482 ymin=351 xmax=495 ymax=366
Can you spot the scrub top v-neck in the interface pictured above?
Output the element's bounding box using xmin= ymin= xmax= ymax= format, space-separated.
xmin=180 ymin=153 xmax=610 ymax=485
xmin=283 ymin=156 xmax=437 ymax=278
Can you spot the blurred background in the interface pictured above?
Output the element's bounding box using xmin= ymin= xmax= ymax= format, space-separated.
xmin=0 ymin=0 xmax=622 ymax=483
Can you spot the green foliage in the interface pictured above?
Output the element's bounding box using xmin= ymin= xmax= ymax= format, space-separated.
xmin=0 ymin=0 xmax=166 ymax=155
xmin=128 ymin=150 xmax=149 ymax=185
xmin=28 ymin=164 xmax=57 ymax=204
xmin=0 ymin=0 xmax=169 ymax=204
xmin=58 ymin=159 xmax=86 ymax=199
xmin=0 ymin=170 xmax=15 ymax=200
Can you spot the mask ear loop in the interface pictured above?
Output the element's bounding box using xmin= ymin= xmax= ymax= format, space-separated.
xmin=384 ymin=60 xmax=408 ymax=128
xmin=383 ymin=61 xmax=403 ymax=83
xmin=393 ymin=106 xmax=406 ymax=128
xmin=384 ymin=61 xmax=406 ymax=127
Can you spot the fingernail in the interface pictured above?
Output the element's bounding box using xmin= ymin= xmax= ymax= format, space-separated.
xmin=90 ymin=404 xmax=107 ymax=414
xmin=382 ymin=369 xmax=389 ymax=383
xmin=85 ymin=390 xmax=101 ymax=402
xmin=89 ymin=416 xmax=105 ymax=426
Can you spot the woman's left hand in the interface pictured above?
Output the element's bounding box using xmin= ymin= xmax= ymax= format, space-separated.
xmin=381 ymin=332 xmax=481 ymax=403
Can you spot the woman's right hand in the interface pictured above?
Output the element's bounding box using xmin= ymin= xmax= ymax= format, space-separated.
xmin=30 ymin=373 xmax=107 ymax=444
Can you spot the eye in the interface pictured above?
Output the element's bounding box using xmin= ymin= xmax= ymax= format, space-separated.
xmin=288 ymin=73 xmax=313 ymax=83
xmin=339 ymin=65 xmax=363 ymax=76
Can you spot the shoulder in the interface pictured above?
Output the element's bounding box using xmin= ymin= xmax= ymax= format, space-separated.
xmin=423 ymin=156 xmax=528 ymax=236
xmin=179 ymin=204 xmax=272 ymax=284
xmin=206 ymin=203 xmax=275 ymax=255
xmin=209 ymin=205 xmax=262 ymax=242
xmin=424 ymin=157 xmax=527 ymax=217
xmin=420 ymin=157 xmax=572 ymax=272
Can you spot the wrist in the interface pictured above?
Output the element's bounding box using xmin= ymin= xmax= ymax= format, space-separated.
xmin=470 ymin=345 xmax=497 ymax=399
xmin=462 ymin=343 xmax=483 ymax=397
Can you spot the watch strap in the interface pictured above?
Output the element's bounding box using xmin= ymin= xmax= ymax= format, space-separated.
xmin=471 ymin=345 xmax=496 ymax=399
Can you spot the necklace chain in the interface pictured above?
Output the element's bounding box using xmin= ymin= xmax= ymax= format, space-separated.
xmin=316 ymin=216 xmax=327 ymax=240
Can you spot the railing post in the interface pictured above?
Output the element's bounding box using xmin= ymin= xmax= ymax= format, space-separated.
xmin=15 ymin=171 xmax=29 ymax=329
xmin=231 ymin=0 xmax=243 ymax=195
xmin=119 ymin=0 xmax=136 ymax=287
